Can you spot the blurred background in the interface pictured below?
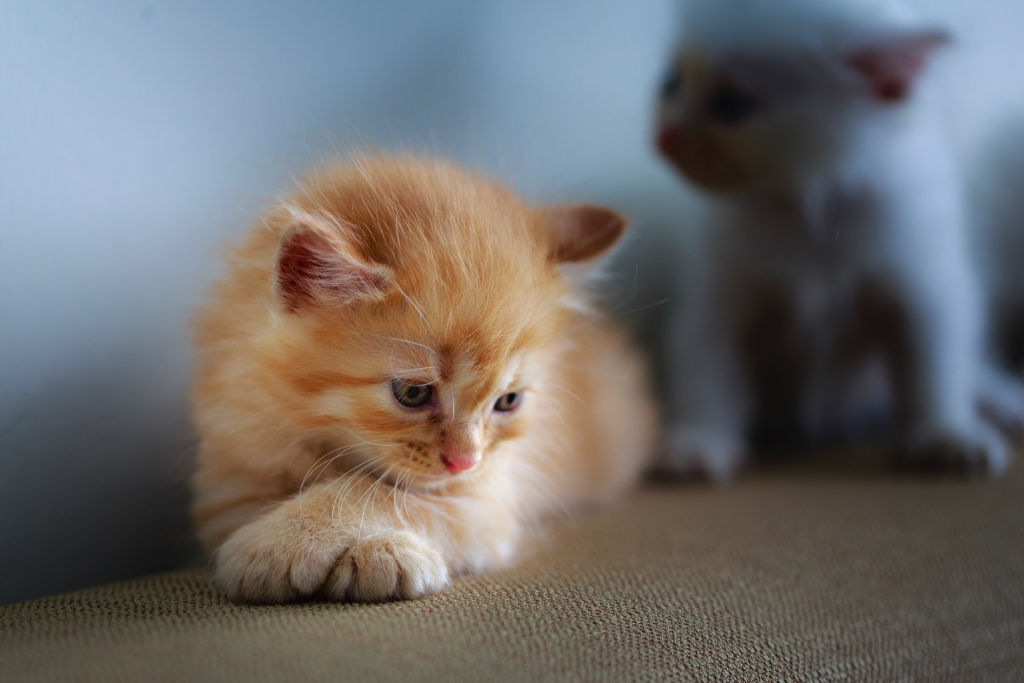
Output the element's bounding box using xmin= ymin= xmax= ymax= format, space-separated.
xmin=2 ymin=0 xmax=1022 ymax=605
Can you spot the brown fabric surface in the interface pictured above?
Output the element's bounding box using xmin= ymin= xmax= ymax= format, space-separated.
xmin=3 ymin=458 xmax=1024 ymax=682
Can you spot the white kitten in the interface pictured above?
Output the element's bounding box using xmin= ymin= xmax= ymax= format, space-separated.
xmin=655 ymin=0 xmax=1024 ymax=480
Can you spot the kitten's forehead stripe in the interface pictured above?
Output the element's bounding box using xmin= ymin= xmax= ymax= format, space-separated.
xmin=288 ymin=371 xmax=381 ymax=395
xmin=437 ymin=347 xmax=454 ymax=382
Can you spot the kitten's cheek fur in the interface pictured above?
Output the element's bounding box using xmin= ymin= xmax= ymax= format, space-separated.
xmin=214 ymin=515 xmax=449 ymax=603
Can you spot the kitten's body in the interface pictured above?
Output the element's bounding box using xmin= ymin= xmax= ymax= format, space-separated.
xmin=192 ymin=157 xmax=655 ymax=602
xmin=656 ymin=0 xmax=1024 ymax=480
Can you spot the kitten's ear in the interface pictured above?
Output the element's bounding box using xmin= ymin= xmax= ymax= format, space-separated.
xmin=541 ymin=204 xmax=627 ymax=266
xmin=274 ymin=207 xmax=391 ymax=311
xmin=540 ymin=204 xmax=627 ymax=309
xmin=844 ymin=29 xmax=950 ymax=103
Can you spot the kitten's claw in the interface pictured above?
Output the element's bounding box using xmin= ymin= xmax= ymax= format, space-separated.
xmin=659 ymin=424 xmax=748 ymax=483
xmin=323 ymin=531 xmax=449 ymax=602
xmin=215 ymin=515 xmax=448 ymax=603
xmin=898 ymin=422 xmax=1011 ymax=477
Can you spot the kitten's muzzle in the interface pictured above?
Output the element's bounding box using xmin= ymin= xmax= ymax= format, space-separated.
xmin=656 ymin=126 xmax=710 ymax=184
xmin=656 ymin=125 xmax=747 ymax=192
xmin=441 ymin=450 xmax=479 ymax=474
xmin=439 ymin=423 xmax=482 ymax=474
xmin=656 ymin=127 xmax=683 ymax=165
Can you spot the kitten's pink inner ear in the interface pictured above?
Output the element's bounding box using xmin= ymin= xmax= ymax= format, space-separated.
xmin=544 ymin=204 xmax=627 ymax=264
xmin=276 ymin=226 xmax=390 ymax=311
xmin=845 ymin=30 xmax=950 ymax=102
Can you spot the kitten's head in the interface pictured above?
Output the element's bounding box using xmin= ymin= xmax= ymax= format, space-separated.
xmin=655 ymin=0 xmax=949 ymax=192
xmin=261 ymin=157 xmax=625 ymax=490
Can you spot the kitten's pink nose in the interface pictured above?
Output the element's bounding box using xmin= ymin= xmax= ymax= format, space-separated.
xmin=441 ymin=451 xmax=478 ymax=474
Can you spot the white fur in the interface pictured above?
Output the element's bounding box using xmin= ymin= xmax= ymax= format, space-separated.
xmin=659 ymin=0 xmax=1023 ymax=479
xmin=677 ymin=0 xmax=918 ymax=57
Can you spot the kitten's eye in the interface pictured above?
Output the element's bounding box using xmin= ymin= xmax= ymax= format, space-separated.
xmin=391 ymin=380 xmax=433 ymax=409
xmin=708 ymin=85 xmax=759 ymax=124
xmin=493 ymin=391 xmax=522 ymax=413
xmin=660 ymin=68 xmax=683 ymax=98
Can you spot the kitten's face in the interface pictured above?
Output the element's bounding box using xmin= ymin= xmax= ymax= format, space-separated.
xmin=277 ymin=292 xmax=557 ymax=491
xmin=655 ymin=52 xmax=851 ymax=192
xmin=655 ymin=25 xmax=946 ymax=193
xmin=262 ymin=159 xmax=624 ymax=491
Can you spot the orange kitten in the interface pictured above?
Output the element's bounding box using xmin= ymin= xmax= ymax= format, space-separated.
xmin=190 ymin=156 xmax=656 ymax=602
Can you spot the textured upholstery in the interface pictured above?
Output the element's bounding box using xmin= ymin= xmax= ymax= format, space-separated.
xmin=3 ymin=459 xmax=1023 ymax=682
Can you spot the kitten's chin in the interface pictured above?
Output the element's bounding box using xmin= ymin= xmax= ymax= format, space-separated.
xmin=401 ymin=470 xmax=478 ymax=492
xmin=403 ymin=473 xmax=448 ymax=489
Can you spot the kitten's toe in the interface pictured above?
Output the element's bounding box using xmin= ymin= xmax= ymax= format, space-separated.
xmin=324 ymin=531 xmax=449 ymax=602
xmin=898 ymin=423 xmax=1012 ymax=477
xmin=658 ymin=424 xmax=748 ymax=483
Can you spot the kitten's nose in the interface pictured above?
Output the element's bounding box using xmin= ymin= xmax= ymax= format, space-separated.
xmin=441 ymin=450 xmax=479 ymax=474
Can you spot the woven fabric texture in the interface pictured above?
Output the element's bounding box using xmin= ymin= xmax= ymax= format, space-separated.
xmin=3 ymin=460 xmax=1024 ymax=682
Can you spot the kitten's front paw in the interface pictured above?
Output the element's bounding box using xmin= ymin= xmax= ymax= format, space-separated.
xmin=899 ymin=423 xmax=1012 ymax=477
xmin=660 ymin=424 xmax=748 ymax=483
xmin=322 ymin=531 xmax=449 ymax=602
xmin=215 ymin=514 xmax=448 ymax=603
xmin=214 ymin=513 xmax=315 ymax=603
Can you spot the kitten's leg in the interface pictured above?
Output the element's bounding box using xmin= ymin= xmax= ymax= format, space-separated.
xmin=206 ymin=476 xmax=452 ymax=603
xmin=662 ymin=296 xmax=751 ymax=482
xmin=883 ymin=278 xmax=1012 ymax=475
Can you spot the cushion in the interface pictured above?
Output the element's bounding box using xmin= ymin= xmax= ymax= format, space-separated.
xmin=3 ymin=457 xmax=1023 ymax=681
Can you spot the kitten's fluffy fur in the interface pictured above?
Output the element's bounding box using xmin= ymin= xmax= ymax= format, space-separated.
xmin=191 ymin=156 xmax=656 ymax=602
xmin=655 ymin=0 xmax=1024 ymax=480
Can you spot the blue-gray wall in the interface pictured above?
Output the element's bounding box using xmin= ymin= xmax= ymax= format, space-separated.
xmin=1 ymin=0 xmax=1020 ymax=604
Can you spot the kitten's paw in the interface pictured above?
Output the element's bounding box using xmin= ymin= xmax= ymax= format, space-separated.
xmin=976 ymin=365 xmax=1024 ymax=436
xmin=659 ymin=424 xmax=748 ymax=483
xmin=323 ymin=531 xmax=449 ymax=602
xmin=214 ymin=513 xmax=448 ymax=603
xmin=214 ymin=511 xmax=347 ymax=603
xmin=898 ymin=423 xmax=1012 ymax=477
xmin=214 ymin=516 xmax=309 ymax=603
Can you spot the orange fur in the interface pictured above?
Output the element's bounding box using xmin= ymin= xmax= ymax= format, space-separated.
xmin=191 ymin=155 xmax=656 ymax=602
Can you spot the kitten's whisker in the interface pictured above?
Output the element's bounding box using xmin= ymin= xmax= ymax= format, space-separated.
xmin=356 ymin=466 xmax=392 ymax=542
xmin=392 ymin=282 xmax=435 ymax=340
xmin=390 ymin=471 xmax=405 ymax=522
xmin=385 ymin=336 xmax=437 ymax=355
xmin=299 ymin=443 xmax=364 ymax=494
xmin=556 ymin=385 xmax=586 ymax=407
xmin=327 ymin=459 xmax=379 ymax=518
xmin=329 ymin=456 xmax=388 ymax=522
